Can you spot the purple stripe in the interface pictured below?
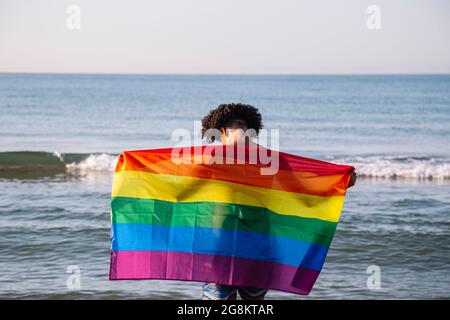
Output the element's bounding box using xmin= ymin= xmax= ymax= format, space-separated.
xmin=110 ymin=250 xmax=320 ymax=295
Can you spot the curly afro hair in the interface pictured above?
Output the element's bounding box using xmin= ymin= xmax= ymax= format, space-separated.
xmin=201 ymin=103 xmax=263 ymax=142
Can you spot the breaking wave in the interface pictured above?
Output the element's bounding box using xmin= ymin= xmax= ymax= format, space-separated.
xmin=0 ymin=151 xmax=118 ymax=179
xmin=331 ymin=155 xmax=450 ymax=180
xmin=1 ymin=151 xmax=449 ymax=181
xmin=65 ymin=153 xmax=117 ymax=173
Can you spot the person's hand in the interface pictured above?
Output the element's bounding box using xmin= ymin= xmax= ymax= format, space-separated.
xmin=348 ymin=171 xmax=357 ymax=188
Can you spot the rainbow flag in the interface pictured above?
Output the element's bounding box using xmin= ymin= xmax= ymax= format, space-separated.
xmin=109 ymin=145 xmax=354 ymax=295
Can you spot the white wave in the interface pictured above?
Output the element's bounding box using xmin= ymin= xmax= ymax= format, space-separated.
xmin=64 ymin=153 xmax=450 ymax=180
xmin=333 ymin=156 xmax=450 ymax=180
xmin=52 ymin=151 xmax=64 ymax=162
xmin=66 ymin=153 xmax=117 ymax=172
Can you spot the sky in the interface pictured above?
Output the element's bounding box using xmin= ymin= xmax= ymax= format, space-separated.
xmin=0 ymin=0 xmax=449 ymax=74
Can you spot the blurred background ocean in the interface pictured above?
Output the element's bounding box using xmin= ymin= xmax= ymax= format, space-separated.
xmin=0 ymin=73 xmax=449 ymax=299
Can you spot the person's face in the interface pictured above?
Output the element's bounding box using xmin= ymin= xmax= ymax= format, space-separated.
xmin=220 ymin=119 xmax=248 ymax=145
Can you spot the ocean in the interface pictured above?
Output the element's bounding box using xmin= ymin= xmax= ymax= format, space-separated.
xmin=0 ymin=73 xmax=449 ymax=299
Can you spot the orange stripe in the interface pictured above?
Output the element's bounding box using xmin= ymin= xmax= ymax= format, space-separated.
xmin=115 ymin=151 xmax=351 ymax=197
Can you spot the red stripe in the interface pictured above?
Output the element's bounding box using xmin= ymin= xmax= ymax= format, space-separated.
xmin=117 ymin=145 xmax=353 ymax=175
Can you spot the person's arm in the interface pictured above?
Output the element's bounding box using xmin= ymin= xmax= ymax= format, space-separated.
xmin=348 ymin=170 xmax=357 ymax=188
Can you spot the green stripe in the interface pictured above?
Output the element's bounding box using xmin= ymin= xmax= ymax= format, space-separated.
xmin=111 ymin=197 xmax=337 ymax=247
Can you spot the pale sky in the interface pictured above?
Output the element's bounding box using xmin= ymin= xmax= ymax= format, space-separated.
xmin=0 ymin=0 xmax=449 ymax=74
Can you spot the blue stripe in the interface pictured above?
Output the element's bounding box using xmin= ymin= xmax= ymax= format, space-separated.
xmin=111 ymin=224 xmax=329 ymax=271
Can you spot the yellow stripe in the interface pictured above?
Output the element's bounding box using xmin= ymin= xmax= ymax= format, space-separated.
xmin=112 ymin=171 xmax=345 ymax=222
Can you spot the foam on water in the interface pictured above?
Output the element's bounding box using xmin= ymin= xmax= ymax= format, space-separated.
xmin=332 ymin=155 xmax=450 ymax=180
xmin=66 ymin=153 xmax=118 ymax=172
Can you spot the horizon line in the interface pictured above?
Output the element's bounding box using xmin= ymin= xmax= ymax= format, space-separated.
xmin=1 ymin=71 xmax=450 ymax=77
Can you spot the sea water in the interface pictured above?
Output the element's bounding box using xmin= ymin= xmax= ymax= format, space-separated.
xmin=0 ymin=74 xmax=449 ymax=299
